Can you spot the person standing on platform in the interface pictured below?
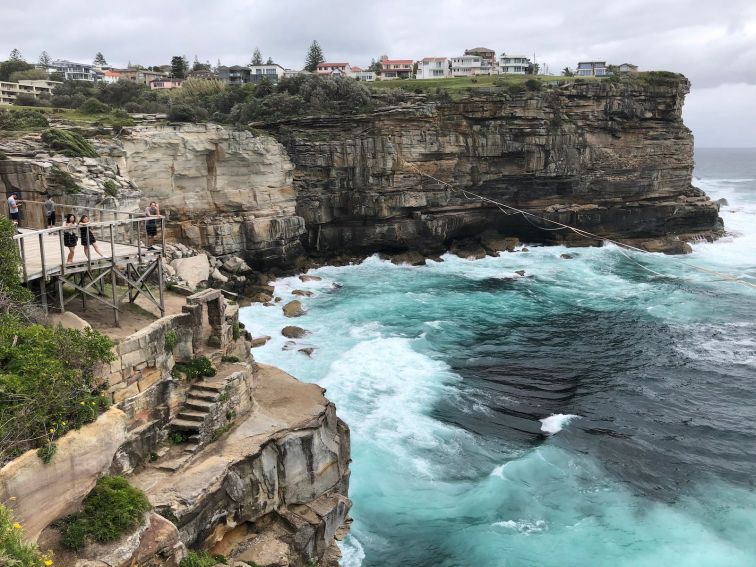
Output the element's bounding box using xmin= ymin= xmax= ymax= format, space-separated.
xmin=63 ymin=214 xmax=78 ymax=263
xmin=145 ymin=201 xmax=160 ymax=249
xmin=7 ymin=193 xmax=21 ymax=226
xmin=44 ymin=195 xmax=56 ymax=228
xmin=79 ymin=215 xmax=103 ymax=260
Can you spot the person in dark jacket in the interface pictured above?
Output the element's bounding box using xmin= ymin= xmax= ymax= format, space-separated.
xmin=63 ymin=214 xmax=78 ymax=263
xmin=79 ymin=215 xmax=103 ymax=259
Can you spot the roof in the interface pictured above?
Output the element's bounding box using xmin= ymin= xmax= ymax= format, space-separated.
xmin=422 ymin=57 xmax=448 ymax=62
xmin=466 ymin=47 xmax=495 ymax=53
xmin=103 ymin=70 xmax=121 ymax=77
xmin=317 ymin=62 xmax=350 ymax=67
xmin=382 ymin=59 xmax=412 ymax=65
xmin=577 ymin=61 xmax=607 ymax=65
xmin=619 ymin=63 xmax=638 ymax=67
xmin=351 ymin=66 xmax=362 ymax=72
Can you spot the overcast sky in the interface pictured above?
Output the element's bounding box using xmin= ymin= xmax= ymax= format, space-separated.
xmin=2 ymin=0 xmax=755 ymax=146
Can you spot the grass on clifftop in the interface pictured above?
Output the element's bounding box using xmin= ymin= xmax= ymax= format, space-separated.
xmin=57 ymin=476 xmax=151 ymax=550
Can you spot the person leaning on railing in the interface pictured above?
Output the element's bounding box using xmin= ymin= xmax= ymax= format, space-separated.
xmin=145 ymin=201 xmax=160 ymax=249
xmin=63 ymin=214 xmax=79 ymax=263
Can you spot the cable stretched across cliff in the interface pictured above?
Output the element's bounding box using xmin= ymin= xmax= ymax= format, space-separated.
xmin=403 ymin=162 xmax=756 ymax=290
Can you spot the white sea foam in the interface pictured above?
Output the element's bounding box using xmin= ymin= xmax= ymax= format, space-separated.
xmin=339 ymin=535 xmax=366 ymax=567
xmin=492 ymin=519 xmax=548 ymax=534
xmin=539 ymin=414 xmax=580 ymax=435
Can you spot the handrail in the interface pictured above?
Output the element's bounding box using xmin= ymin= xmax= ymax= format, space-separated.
xmin=15 ymin=199 xmax=142 ymax=218
xmin=12 ymin=215 xmax=165 ymax=240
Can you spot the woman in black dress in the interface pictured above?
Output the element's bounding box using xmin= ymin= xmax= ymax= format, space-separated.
xmin=79 ymin=215 xmax=103 ymax=259
xmin=63 ymin=214 xmax=78 ymax=263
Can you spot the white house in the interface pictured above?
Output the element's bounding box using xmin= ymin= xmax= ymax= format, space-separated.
xmin=0 ymin=79 xmax=61 ymax=105
xmin=451 ymin=55 xmax=482 ymax=77
xmin=249 ymin=64 xmax=287 ymax=83
xmin=349 ymin=67 xmax=376 ymax=82
xmin=417 ymin=57 xmax=450 ymax=80
xmin=379 ymin=59 xmax=413 ymax=80
xmin=46 ymin=60 xmax=99 ymax=81
xmin=316 ymin=63 xmax=353 ymax=76
xmin=618 ymin=63 xmax=639 ymax=74
xmin=576 ymin=61 xmax=607 ymax=76
xmin=499 ymin=54 xmax=531 ymax=74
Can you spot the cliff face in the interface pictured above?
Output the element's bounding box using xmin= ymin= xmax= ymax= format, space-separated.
xmin=110 ymin=124 xmax=306 ymax=267
xmin=266 ymin=78 xmax=720 ymax=257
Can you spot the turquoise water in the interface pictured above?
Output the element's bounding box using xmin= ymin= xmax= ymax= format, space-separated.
xmin=240 ymin=148 xmax=756 ymax=567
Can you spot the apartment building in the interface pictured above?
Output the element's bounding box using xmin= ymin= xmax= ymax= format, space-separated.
xmin=451 ymin=55 xmax=482 ymax=77
xmin=0 ymin=79 xmax=61 ymax=105
xmin=464 ymin=47 xmax=497 ymax=74
xmin=499 ymin=54 xmax=531 ymax=74
xmin=417 ymin=57 xmax=450 ymax=79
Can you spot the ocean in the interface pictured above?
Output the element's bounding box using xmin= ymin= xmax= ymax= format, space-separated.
xmin=239 ymin=148 xmax=756 ymax=567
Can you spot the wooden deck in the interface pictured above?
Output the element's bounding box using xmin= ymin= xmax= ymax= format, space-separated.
xmin=17 ymin=228 xmax=160 ymax=282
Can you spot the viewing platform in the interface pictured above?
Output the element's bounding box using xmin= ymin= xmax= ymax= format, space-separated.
xmin=9 ymin=201 xmax=166 ymax=325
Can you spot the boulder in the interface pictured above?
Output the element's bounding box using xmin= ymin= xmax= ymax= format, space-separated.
xmin=449 ymin=239 xmax=487 ymax=260
xmin=250 ymin=336 xmax=271 ymax=348
xmin=299 ymin=275 xmax=322 ymax=282
xmin=211 ymin=268 xmax=229 ymax=284
xmin=171 ymin=255 xmax=210 ymax=289
xmin=223 ymin=256 xmax=252 ymax=274
xmin=49 ymin=311 xmax=91 ymax=331
xmin=385 ymin=251 xmax=426 ymax=266
xmin=514 ymin=270 xmax=526 ymax=276
xmin=292 ymin=289 xmax=314 ymax=297
xmin=283 ymin=300 xmax=305 ymax=318
xmin=282 ymin=326 xmax=308 ymax=339
xmin=298 ymin=347 xmax=315 ymax=357
xmin=480 ymin=232 xmax=519 ymax=255
xmin=560 ymin=253 xmax=574 ymax=259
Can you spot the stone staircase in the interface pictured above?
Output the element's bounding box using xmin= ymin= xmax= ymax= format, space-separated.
xmin=170 ymin=380 xmax=226 ymax=454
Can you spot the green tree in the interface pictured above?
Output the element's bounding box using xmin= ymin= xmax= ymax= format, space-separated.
xmin=9 ymin=68 xmax=48 ymax=82
xmin=304 ymin=40 xmax=324 ymax=72
xmin=0 ymin=59 xmax=33 ymax=81
xmin=93 ymin=52 xmax=107 ymax=66
xmin=265 ymin=56 xmax=274 ymax=65
xmin=171 ymin=55 xmax=188 ymax=78
xmin=38 ymin=50 xmax=52 ymax=67
xmin=8 ymin=48 xmax=24 ymax=62
xmin=562 ymin=67 xmax=574 ymax=77
xmin=251 ymin=47 xmax=263 ymax=66
xmin=528 ymin=62 xmax=540 ymax=75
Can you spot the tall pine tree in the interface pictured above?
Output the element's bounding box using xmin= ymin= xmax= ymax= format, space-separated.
xmin=170 ymin=55 xmax=188 ymax=78
xmin=38 ymin=51 xmax=52 ymax=66
xmin=9 ymin=49 xmax=24 ymax=62
xmin=251 ymin=47 xmax=263 ymax=66
xmin=93 ymin=52 xmax=107 ymax=66
xmin=304 ymin=40 xmax=324 ymax=72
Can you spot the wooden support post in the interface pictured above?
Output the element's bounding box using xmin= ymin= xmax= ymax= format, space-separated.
xmin=137 ymin=220 xmax=143 ymax=265
xmin=110 ymin=225 xmax=119 ymax=327
xmin=19 ymin=237 xmax=27 ymax=283
xmin=57 ymin=276 xmax=64 ymax=313
xmin=59 ymin=229 xmax=66 ymax=276
xmin=157 ymin=255 xmax=165 ymax=316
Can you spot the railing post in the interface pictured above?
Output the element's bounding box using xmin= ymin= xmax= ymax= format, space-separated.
xmin=59 ymin=229 xmax=66 ymax=276
xmin=137 ymin=219 xmax=142 ymax=265
xmin=38 ymin=232 xmax=47 ymax=313
xmin=18 ymin=237 xmax=28 ymax=283
xmin=110 ymin=224 xmax=119 ymax=327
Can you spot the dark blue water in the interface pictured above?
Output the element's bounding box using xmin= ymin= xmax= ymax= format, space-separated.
xmin=241 ymin=148 xmax=756 ymax=567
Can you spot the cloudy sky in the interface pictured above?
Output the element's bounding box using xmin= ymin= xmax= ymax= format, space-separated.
xmin=2 ymin=0 xmax=755 ymax=146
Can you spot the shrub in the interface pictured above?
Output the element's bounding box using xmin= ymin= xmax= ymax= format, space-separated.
xmin=40 ymin=128 xmax=98 ymax=158
xmin=525 ymin=78 xmax=543 ymax=92
xmin=13 ymin=93 xmax=43 ymax=107
xmin=179 ymin=550 xmax=227 ymax=567
xmin=0 ymin=108 xmax=49 ymax=130
xmin=102 ymin=179 xmax=118 ymax=197
xmin=58 ymin=476 xmax=151 ymax=550
xmin=123 ymin=101 xmax=141 ymax=113
xmin=79 ymin=97 xmax=110 ymax=115
xmin=0 ymin=504 xmax=51 ymax=567
xmin=221 ymin=355 xmax=240 ymax=363
xmin=172 ymin=356 xmax=216 ymax=380
xmin=168 ymin=103 xmax=202 ymax=123
xmin=0 ymin=312 xmax=114 ymax=465
xmin=48 ymin=168 xmax=81 ymax=194
xmin=164 ymin=329 xmax=178 ymax=352
xmin=232 ymin=322 xmax=241 ymax=341
xmin=0 ymin=218 xmax=33 ymax=309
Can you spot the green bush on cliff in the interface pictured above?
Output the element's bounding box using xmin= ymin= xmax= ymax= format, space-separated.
xmin=58 ymin=476 xmax=151 ymax=550
xmin=0 ymin=504 xmax=51 ymax=567
xmin=40 ymin=128 xmax=98 ymax=158
xmin=180 ymin=550 xmax=229 ymax=567
xmin=172 ymin=356 xmax=216 ymax=380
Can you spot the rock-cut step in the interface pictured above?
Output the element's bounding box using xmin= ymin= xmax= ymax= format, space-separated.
xmin=171 ymin=418 xmax=201 ymax=432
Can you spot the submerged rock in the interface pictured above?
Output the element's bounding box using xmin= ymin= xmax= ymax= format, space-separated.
xmin=282 ymin=326 xmax=308 ymax=339
xmin=282 ymin=300 xmax=305 ymax=317
xmin=292 ymin=289 xmax=314 ymax=297
xmin=300 ymin=274 xmax=322 ymax=282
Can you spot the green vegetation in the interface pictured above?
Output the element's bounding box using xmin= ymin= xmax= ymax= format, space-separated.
xmin=48 ymin=168 xmax=82 ymax=194
xmin=169 ymin=431 xmax=189 ymax=444
xmin=179 ymin=550 xmax=228 ymax=567
xmin=172 ymin=356 xmax=216 ymax=380
xmin=57 ymin=476 xmax=151 ymax=550
xmin=304 ymin=40 xmax=325 ymax=72
xmin=232 ymin=321 xmax=241 ymax=340
xmin=164 ymin=329 xmax=178 ymax=352
xmin=102 ymin=179 xmax=118 ymax=197
xmin=221 ymin=355 xmax=240 ymax=363
xmin=79 ymin=97 xmax=110 ymax=115
xmin=210 ymin=420 xmax=234 ymax=443
xmin=41 ymin=128 xmax=98 ymax=157
xmin=0 ymin=504 xmax=51 ymax=567
xmin=0 ymin=108 xmax=49 ymax=131
xmin=0 ymin=216 xmax=114 ymax=465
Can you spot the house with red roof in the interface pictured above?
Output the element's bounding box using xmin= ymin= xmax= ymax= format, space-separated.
xmin=417 ymin=57 xmax=450 ymax=79
xmin=378 ymin=57 xmax=413 ymax=80
xmin=316 ymin=62 xmax=353 ymax=76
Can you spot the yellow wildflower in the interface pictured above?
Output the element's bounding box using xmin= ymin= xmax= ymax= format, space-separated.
xmin=49 ymin=429 xmax=55 ymax=433
xmin=91 ymin=402 xmax=96 ymax=405
xmin=61 ymin=421 xmax=66 ymax=426
xmin=9 ymin=496 xmax=16 ymax=501
xmin=12 ymin=522 xmax=21 ymax=529
xmin=80 ymin=401 xmax=85 ymax=405
xmin=44 ymin=560 xmax=53 ymax=566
